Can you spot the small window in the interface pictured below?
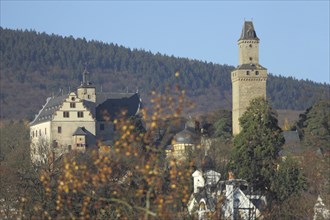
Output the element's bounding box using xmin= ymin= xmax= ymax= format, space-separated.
xmin=77 ymin=111 xmax=84 ymax=118
xmin=32 ymin=131 xmax=34 ymax=138
xmin=63 ymin=111 xmax=69 ymax=118
xmin=249 ymin=44 xmax=252 ymax=48
xmin=100 ymin=123 xmax=105 ymax=131
xmin=68 ymin=145 xmax=72 ymax=151
xmin=70 ymin=102 xmax=76 ymax=108
xmin=45 ymin=128 xmax=47 ymax=135
xmin=246 ymin=71 xmax=250 ymax=75
xmin=58 ymin=126 xmax=62 ymax=134
xmin=87 ymin=95 xmax=91 ymax=99
xmin=39 ymin=129 xmax=41 ymax=136
xmin=256 ymin=71 xmax=259 ymax=75
xmin=249 ymin=57 xmax=253 ymax=61
xmin=71 ymin=97 xmax=75 ymax=101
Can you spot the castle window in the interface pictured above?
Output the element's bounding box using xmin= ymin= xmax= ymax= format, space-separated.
xmin=70 ymin=102 xmax=76 ymax=108
xmin=58 ymin=126 xmax=62 ymax=134
xmin=249 ymin=57 xmax=253 ymax=61
xmin=87 ymin=95 xmax=91 ymax=99
xmin=32 ymin=131 xmax=34 ymax=138
xmin=63 ymin=111 xmax=69 ymax=118
xmin=71 ymin=97 xmax=75 ymax=101
xmin=45 ymin=128 xmax=47 ymax=135
xmin=39 ymin=129 xmax=41 ymax=136
xmin=100 ymin=123 xmax=105 ymax=131
xmin=256 ymin=71 xmax=259 ymax=75
xmin=77 ymin=111 xmax=84 ymax=118
xmin=246 ymin=71 xmax=250 ymax=75
xmin=249 ymin=44 xmax=252 ymax=48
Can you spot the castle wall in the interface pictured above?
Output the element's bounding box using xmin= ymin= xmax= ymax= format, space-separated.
xmin=96 ymin=121 xmax=115 ymax=142
xmin=238 ymin=40 xmax=259 ymax=65
xmin=51 ymin=94 xmax=96 ymax=148
xmin=30 ymin=121 xmax=51 ymax=163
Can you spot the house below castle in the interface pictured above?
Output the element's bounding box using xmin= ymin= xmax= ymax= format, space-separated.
xmin=30 ymin=67 xmax=142 ymax=164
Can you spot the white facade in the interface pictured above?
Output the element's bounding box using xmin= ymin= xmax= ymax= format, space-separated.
xmin=192 ymin=170 xmax=205 ymax=193
xmin=30 ymin=69 xmax=141 ymax=164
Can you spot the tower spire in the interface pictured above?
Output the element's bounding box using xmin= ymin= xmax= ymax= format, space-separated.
xmin=82 ymin=62 xmax=89 ymax=86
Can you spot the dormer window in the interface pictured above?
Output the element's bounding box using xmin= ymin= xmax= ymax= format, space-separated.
xmin=256 ymin=71 xmax=259 ymax=75
xmin=71 ymin=97 xmax=75 ymax=101
xmin=70 ymin=103 xmax=76 ymax=108
xmin=246 ymin=71 xmax=250 ymax=75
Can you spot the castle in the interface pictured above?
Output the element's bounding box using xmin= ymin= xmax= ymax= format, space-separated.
xmin=231 ymin=21 xmax=268 ymax=135
xmin=29 ymin=67 xmax=142 ymax=164
xmin=30 ymin=21 xmax=267 ymax=163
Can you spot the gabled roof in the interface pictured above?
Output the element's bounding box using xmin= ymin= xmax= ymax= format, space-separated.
xmin=72 ymin=127 xmax=87 ymax=136
xmin=30 ymin=94 xmax=68 ymax=126
xmin=96 ymin=92 xmax=139 ymax=105
xmin=96 ymin=93 xmax=141 ymax=121
xmin=30 ymin=92 xmax=142 ymax=125
xmin=239 ymin=21 xmax=259 ymax=41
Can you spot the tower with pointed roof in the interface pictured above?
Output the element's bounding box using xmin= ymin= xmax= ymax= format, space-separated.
xmin=231 ymin=21 xmax=268 ymax=135
xmin=77 ymin=64 xmax=96 ymax=103
xmin=29 ymin=65 xmax=142 ymax=164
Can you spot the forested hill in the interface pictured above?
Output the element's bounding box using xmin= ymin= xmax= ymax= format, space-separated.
xmin=0 ymin=27 xmax=329 ymax=120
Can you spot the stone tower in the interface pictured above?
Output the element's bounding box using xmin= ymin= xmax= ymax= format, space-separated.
xmin=231 ymin=21 xmax=268 ymax=135
xmin=77 ymin=65 xmax=96 ymax=103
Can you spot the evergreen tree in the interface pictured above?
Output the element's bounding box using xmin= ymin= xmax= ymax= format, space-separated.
xmin=229 ymin=97 xmax=284 ymax=193
xmin=296 ymin=100 xmax=330 ymax=150
xmin=271 ymin=156 xmax=307 ymax=202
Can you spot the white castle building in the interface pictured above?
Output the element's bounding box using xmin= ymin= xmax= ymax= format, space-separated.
xmin=30 ymin=67 xmax=142 ymax=164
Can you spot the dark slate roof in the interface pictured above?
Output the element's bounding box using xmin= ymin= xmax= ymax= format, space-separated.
xmin=82 ymin=100 xmax=96 ymax=118
xmin=280 ymin=130 xmax=303 ymax=156
xmin=72 ymin=127 xmax=87 ymax=136
xmin=30 ymin=92 xmax=142 ymax=125
xmin=30 ymin=94 xmax=68 ymax=126
xmin=173 ymin=127 xmax=199 ymax=144
xmin=96 ymin=93 xmax=141 ymax=121
xmin=96 ymin=92 xmax=138 ymax=105
xmin=235 ymin=63 xmax=267 ymax=70
xmin=239 ymin=21 xmax=259 ymax=41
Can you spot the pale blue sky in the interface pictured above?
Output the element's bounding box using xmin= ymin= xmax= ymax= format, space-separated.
xmin=1 ymin=1 xmax=329 ymax=83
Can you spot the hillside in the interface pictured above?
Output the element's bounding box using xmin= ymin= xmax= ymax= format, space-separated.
xmin=0 ymin=27 xmax=329 ymax=120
